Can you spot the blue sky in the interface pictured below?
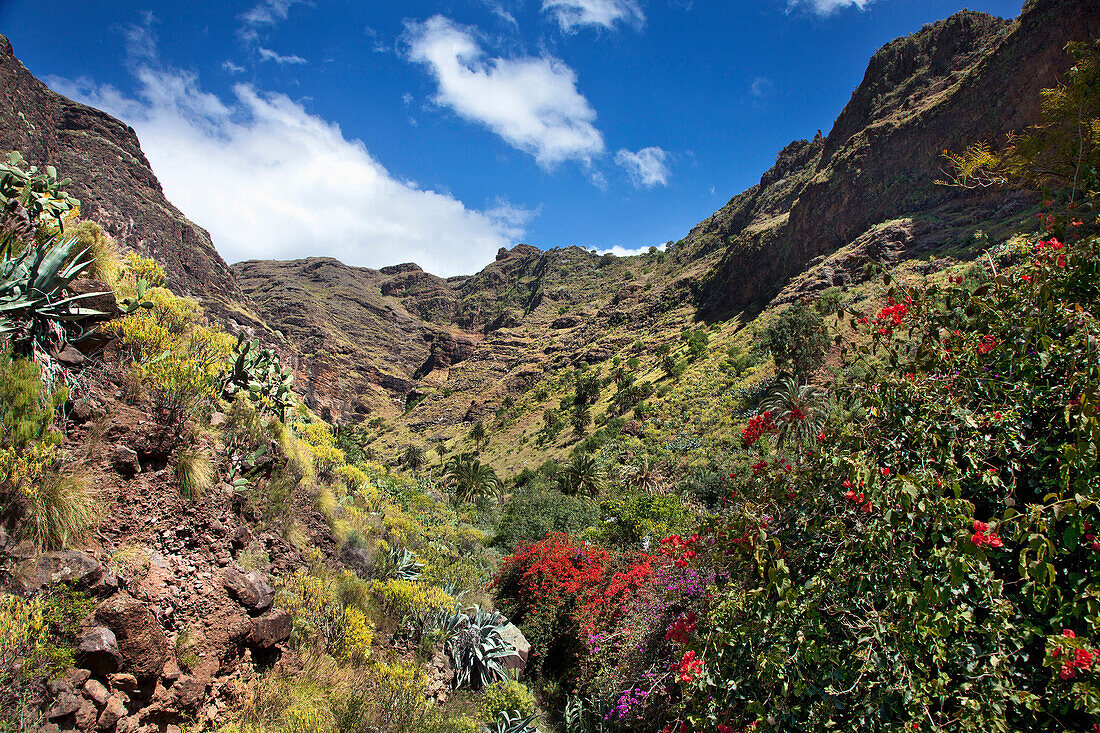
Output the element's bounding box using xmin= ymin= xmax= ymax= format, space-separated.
xmin=1 ymin=0 xmax=1024 ymax=275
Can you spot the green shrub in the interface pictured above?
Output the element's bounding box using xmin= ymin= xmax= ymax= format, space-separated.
xmin=764 ymin=301 xmax=828 ymax=380
xmin=495 ymin=488 xmax=598 ymax=550
xmin=481 ymin=680 xmax=537 ymax=722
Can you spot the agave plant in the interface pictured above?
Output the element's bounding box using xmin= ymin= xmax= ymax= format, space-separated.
xmin=386 ymin=547 xmax=424 ymax=581
xmin=221 ymin=333 xmax=294 ymax=421
xmin=445 ymin=605 xmax=515 ymax=690
xmin=0 ymin=234 xmax=106 ymax=355
xmin=759 ymin=376 xmax=828 ymax=446
xmin=484 ymin=710 xmax=539 ymax=733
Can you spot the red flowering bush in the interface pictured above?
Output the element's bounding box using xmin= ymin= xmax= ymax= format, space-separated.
xmin=492 ymin=533 xmax=654 ymax=677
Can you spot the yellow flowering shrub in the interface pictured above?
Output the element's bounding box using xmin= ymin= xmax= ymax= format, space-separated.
xmin=297 ymin=421 xmax=336 ymax=447
xmin=369 ymin=579 xmax=452 ymax=621
xmin=0 ymin=594 xmax=49 ymax=683
xmin=121 ymin=251 xmax=167 ymax=288
xmin=340 ymin=607 xmax=373 ymax=664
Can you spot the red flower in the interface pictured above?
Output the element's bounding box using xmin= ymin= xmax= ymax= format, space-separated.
xmin=1021 ymin=274 xmax=1032 ymax=283
xmin=880 ymin=467 xmax=890 ymax=478
xmin=673 ymin=650 xmax=703 ymax=682
xmin=861 ymin=502 xmax=873 ymax=514
xmin=1064 ymin=629 xmax=1077 ymax=639
xmin=972 ymin=521 xmax=1004 ymax=548
xmin=742 ymin=411 xmax=778 ymax=446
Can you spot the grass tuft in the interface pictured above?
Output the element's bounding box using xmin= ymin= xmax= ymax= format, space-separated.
xmin=175 ymin=445 xmax=214 ymax=499
xmin=19 ymin=468 xmax=100 ymax=550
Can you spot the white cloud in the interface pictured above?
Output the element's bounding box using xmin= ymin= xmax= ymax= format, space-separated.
xmin=483 ymin=1 xmax=520 ymax=29
xmin=615 ymin=146 xmax=670 ymax=188
xmin=239 ymin=0 xmax=306 ymax=42
xmin=542 ymin=0 xmax=645 ymax=32
xmin=600 ymin=242 xmax=665 ymax=257
xmin=404 ymin=15 xmax=604 ymax=168
xmin=258 ymin=47 xmax=307 ymax=65
xmin=786 ymin=0 xmax=875 ymax=16
xmin=222 ymin=60 xmax=246 ymax=74
xmin=750 ymin=76 xmax=774 ymax=100
xmin=47 ymin=65 xmax=529 ymax=277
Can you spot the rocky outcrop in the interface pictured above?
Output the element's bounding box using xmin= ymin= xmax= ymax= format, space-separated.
xmin=222 ymin=566 xmax=274 ymax=614
xmin=0 ymin=34 xmax=260 ymax=326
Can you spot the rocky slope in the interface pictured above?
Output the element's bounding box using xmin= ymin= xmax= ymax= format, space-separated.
xmin=0 ymin=34 xmax=261 ymax=328
xmin=696 ymin=0 xmax=1100 ymax=314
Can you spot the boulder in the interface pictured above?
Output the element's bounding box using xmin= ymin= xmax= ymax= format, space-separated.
xmin=54 ymin=345 xmax=85 ymax=368
xmin=83 ymin=678 xmax=111 ymax=707
xmin=15 ymin=551 xmax=108 ymax=594
xmin=69 ymin=279 xmax=122 ymax=322
xmin=230 ymin=525 xmax=253 ymax=550
xmin=46 ymin=692 xmax=82 ymax=720
xmin=222 ymin=567 xmax=274 ymax=613
xmin=111 ymin=445 xmax=141 ymax=476
xmin=75 ymin=698 xmax=98 ymax=731
xmin=497 ymin=623 xmax=531 ymax=679
xmin=246 ymin=608 xmax=292 ymax=648
xmin=76 ymin=627 xmax=122 ymax=676
xmin=94 ymin=594 xmax=168 ymax=679
xmin=97 ymin=697 xmax=126 ymax=731
xmin=174 ymin=676 xmax=206 ymax=711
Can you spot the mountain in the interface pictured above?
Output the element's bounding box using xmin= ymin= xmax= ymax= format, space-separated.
xmin=0 ymin=34 xmax=262 ymax=327
xmin=225 ymin=0 xmax=1099 ymax=465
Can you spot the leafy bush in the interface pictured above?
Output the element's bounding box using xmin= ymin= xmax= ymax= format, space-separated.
xmin=370 ymin=578 xmax=453 ymax=622
xmin=0 ymin=586 xmax=94 ymax=722
xmin=763 ymin=301 xmax=828 ymax=380
xmin=481 ymin=680 xmax=538 ymax=722
xmin=494 ymin=488 xmax=597 ymax=551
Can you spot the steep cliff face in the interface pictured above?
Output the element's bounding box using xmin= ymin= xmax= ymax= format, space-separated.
xmin=0 ymin=34 xmax=259 ymax=326
xmin=698 ymin=0 xmax=1100 ymax=315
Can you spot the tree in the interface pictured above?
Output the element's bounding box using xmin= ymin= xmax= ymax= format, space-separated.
xmin=402 ymin=444 xmax=426 ymax=473
xmin=760 ymin=376 xmax=828 ymax=447
xmin=662 ymin=354 xmax=684 ymax=379
xmin=619 ymin=457 xmax=661 ymax=493
xmin=434 ymin=438 xmax=448 ymax=467
xmin=570 ymin=404 xmax=592 ymax=436
xmin=443 ymin=453 xmax=502 ymax=503
xmin=469 ymin=420 xmax=487 ymax=452
xmin=559 ymin=454 xmax=604 ymax=496
xmin=764 ymin=302 xmax=829 ymax=380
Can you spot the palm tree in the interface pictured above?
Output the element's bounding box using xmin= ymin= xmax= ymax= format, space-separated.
xmin=443 ymin=453 xmax=502 ymax=503
xmin=620 ymin=457 xmax=661 ymax=493
xmin=760 ymin=376 xmax=828 ymax=447
xmin=402 ymin=444 xmax=426 ymax=473
xmin=560 ymin=454 xmax=604 ymax=496
xmin=469 ymin=420 xmax=487 ymax=452
xmin=434 ymin=438 xmax=448 ymax=467
xmin=571 ymin=404 xmax=591 ymax=436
